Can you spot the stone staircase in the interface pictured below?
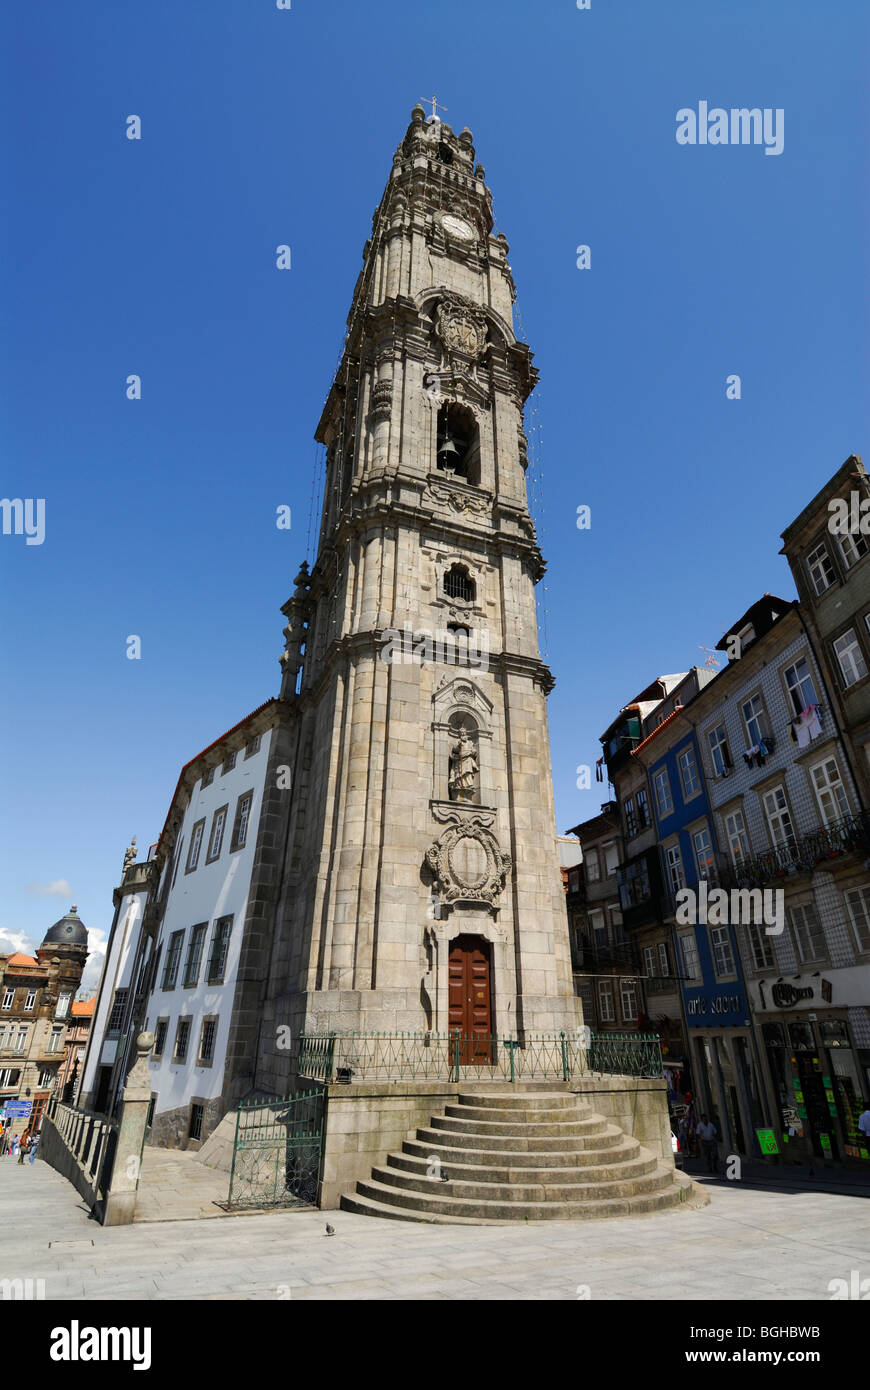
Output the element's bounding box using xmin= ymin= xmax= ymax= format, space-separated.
xmin=341 ymin=1090 xmax=706 ymax=1224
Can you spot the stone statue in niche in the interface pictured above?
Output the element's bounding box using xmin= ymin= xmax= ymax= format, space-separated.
xmin=448 ymin=728 xmax=479 ymax=803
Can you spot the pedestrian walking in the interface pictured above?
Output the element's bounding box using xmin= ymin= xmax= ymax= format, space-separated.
xmin=696 ymin=1113 xmax=719 ymax=1173
xmin=16 ymin=1136 xmax=27 ymax=1165
xmin=28 ymin=1133 xmax=39 ymax=1164
xmin=858 ymin=1103 xmax=870 ymax=1145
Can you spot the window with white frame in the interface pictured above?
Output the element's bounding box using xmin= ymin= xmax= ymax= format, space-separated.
xmin=584 ymin=852 xmax=600 ymax=883
xmin=222 ymin=750 xmax=237 ymax=775
xmin=620 ymin=979 xmax=638 ymax=1022
xmin=709 ymin=925 xmax=735 ymax=977
xmin=162 ymin=931 xmax=185 ymax=991
xmin=692 ymin=826 xmax=715 ymax=881
xmin=0 ymin=1069 xmax=21 ymax=1088
xmin=844 ymin=886 xmax=870 ymax=953
xmin=24 ymin=990 xmax=37 ymax=1012
xmin=230 ymin=792 xmax=254 ymax=852
xmin=55 ymin=991 xmax=70 ymax=1018
xmin=643 ymin=945 xmax=656 ymax=978
xmin=724 ymin=808 xmax=750 ymax=864
xmin=206 ymin=806 xmax=228 ymax=863
xmin=186 ymin=819 xmax=205 ymax=873
xmin=206 ymin=916 xmax=233 ymax=984
xmin=708 ymin=723 xmax=731 ymax=777
xmin=784 ymin=657 xmax=819 ymax=717
xmin=833 ymin=629 xmax=867 ymax=689
xmin=201 ymin=766 xmax=215 ymax=789
xmin=664 ymin=843 xmax=685 ymax=894
xmin=13 ymin=1027 xmax=28 ymax=1054
xmin=174 ymin=1018 xmax=191 ymax=1062
xmin=0 ymin=1026 xmax=6 ymax=1049
xmin=837 ymin=524 xmax=868 ymax=570
xmin=603 ymin=842 xmax=620 ymax=877
xmin=762 ymin=786 xmax=795 ymax=847
xmin=809 ymin=756 xmax=849 ymax=826
xmin=745 ymin=920 xmax=775 ymax=971
xmin=658 ymin=941 xmax=670 ymax=976
xmin=107 ymin=989 xmax=128 ymax=1035
xmin=654 ymin=769 xmax=673 ymax=817
xmin=788 ymin=903 xmax=826 ymax=963
xmin=623 ymin=797 xmax=636 ymax=838
xmin=678 ymin=747 xmax=701 ymax=799
xmin=2 ymin=989 xmax=14 ymax=1011
xmin=244 ymin=734 xmax=262 ymax=760
xmin=183 ymin=925 xmax=208 ymax=988
xmin=198 ymin=1017 xmax=217 ymax=1065
xmin=806 ymin=542 xmax=836 ymax=596
xmin=597 ymin=979 xmax=615 ymax=1022
xmin=38 ymin=1066 xmax=55 ymax=1088
xmin=741 ymin=693 xmax=767 ymax=747
xmin=679 ymin=931 xmax=701 ymax=982
xmin=46 ymin=1026 xmax=63 ymax=1054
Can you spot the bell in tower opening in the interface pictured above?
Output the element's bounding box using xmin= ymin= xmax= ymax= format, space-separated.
xmin=436 ymin=402 xmax=480 ymax=484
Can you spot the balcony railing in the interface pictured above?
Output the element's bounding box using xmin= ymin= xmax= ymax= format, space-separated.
xmin=720 ymin=810 xmax=870 ymax=889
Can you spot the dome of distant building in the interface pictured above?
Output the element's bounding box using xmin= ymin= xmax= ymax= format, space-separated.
xmin=41 ymin=904 xmax=88 ymax=949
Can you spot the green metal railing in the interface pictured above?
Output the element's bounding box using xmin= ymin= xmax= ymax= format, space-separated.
xmin=227 ymin=1086 xmax=325 ymax=1209
xmin=297 ymin=1030 xmax=663 ymax=1084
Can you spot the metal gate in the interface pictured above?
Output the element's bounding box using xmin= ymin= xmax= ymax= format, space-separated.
xmin=227 ymin=1087 xmax=325 ymax=1210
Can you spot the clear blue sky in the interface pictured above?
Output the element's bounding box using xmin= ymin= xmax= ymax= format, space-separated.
xmin=2 ymin=0 xmax=867 ymax=981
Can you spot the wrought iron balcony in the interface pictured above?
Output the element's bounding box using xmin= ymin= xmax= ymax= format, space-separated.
xmin=719 ymin=810 xmax=870 ymax=889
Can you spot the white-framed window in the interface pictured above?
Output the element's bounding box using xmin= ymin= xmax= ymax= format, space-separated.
xmin=784 ymin=657 xmax=819 ymax=717
xmin=724 ymin=808 xmax=750 ymax=864
xmin=678 ymin=747 xmax=701 ymax=799
xmin=636 ymin=788 xmax=650 ymax=828
xmin=46 ymin=1026 xmax=63 ymax=1055
xmin=183 ymin=924 xmax=208 ymax=988
xmin=844 ymin=886 xmax=870 ymax=953
xmin=2 ymin=989 xmax=14 ymax=1011
xmin=55 ymin=991 xmax=70 ymax=1019
xmin=584 ymin=852 xmax=600 ymax=883
xmin=244 ymin=734 xmax=262 ymax=760
xmin=806 ymin=542 xmax=836 ymax=596
xmin=762 ymin=786 xmax=795 ymax=848
xmin=837 ymin=526 xmax=869 ymax=570
xmin=692 ymin=826 xmax=715 ymax=880
xmin=741 ymin=693 xmax=767 ymax=747
xmin=788 ymin=903 xmax=826 ymax=963
xmin=709 ymin=925 xmax=735 ymax=978
xmin=664 ymin=843 xmax=685 ymax=894
xmin=107 ymin=989 xmax=128 ymax=1035
xmin=643 ymin=945 xmax=656 ymax=978
xmin=603 ymin=842 xmax=620 ymax=877
xmin=658 ymin=941 xmax=670 ymax=976
xmin=745 ymin=920 xmax=775 ymax=971
xmin=38 ymin=1066 xmax=55 ymax=1089
xmin=597 ymin=979 xmax=615 ymax=1022
xmin=24 ymin=990 xmax=37 ymax=1012
xmin=809 ymin=756 xmax=849 ymax=825
xmin=198 ymin=1017 xmax=217 ymax=1065
xmin=0 ymin=1026 xmax=6 ymax=1050
xmin=620 ymin=978 xmax=637 ymax=1022
xmin=206 ymin=916 xmax=233 ymax=985
xmin=708 ymin=723 xmax=731 ymax=777
xmin=206 ymin=806 xmax=228 ymax=863
xmin=174 ymin=1018 xmax=192 ymax=1062
xmin=679 ymin=931 xmax=701 ymax=982
xmin=201 ymin=766 xmax=215 ymax=789
xmin=0 ymin=1069 xmax=21 ymax=1089
xmin=13 ymin=1027 xmax=28 ymax=1054
xmin=222 ymin=750 xmax=237 ymax=775
xmin=654 ymin=769 xmax=673 ymax=817
xmin=162 ymin=931 xmax=185 ymax=991
xmin=186 ymin=819 xmax=205 ymax=873
xmin=833 ymin=629 xmax=867 ymax=688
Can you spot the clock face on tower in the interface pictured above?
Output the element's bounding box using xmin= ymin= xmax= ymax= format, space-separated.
xmin=441 ymin=215 xmax=475 ymax=242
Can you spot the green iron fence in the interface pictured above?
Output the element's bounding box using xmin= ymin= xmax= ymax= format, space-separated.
xmin=297 ymin=1031 xmax=663 ymax=1084
xmin=227 ymin=1087 xmax=325 ymax=1209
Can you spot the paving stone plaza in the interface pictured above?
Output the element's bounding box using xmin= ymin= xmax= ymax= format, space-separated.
xmin=4 ymin=1156 xmax=868 ymax=1302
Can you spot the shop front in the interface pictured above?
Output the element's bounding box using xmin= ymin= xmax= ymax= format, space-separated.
xmin=760 ymin=1015 xmax=869 ymax=1167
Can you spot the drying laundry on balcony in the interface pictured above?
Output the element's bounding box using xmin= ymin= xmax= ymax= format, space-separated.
xmin=743 ymin=736 xmax=775 ymax=768
xmin=790 ymin=703 xmax=823 ymax=748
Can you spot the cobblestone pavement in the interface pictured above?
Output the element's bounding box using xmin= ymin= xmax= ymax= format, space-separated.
xmin=3 ymin=1154 xmax=868 ymax=1301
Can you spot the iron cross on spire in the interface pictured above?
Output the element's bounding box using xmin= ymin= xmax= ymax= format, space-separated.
xmin=421 ymin=93 xmax=447 ymax=122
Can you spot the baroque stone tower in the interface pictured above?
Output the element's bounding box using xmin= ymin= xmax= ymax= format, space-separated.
xmin=261 ymin=106 xmax=580 ymax=1067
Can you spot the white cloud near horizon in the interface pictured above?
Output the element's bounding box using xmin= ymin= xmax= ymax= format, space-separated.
xmin=27 ymin=879 xmax=74 ymax=898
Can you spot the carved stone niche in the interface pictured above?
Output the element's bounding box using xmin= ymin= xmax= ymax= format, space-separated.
xmin=425 ymin=818 xmax=511 ymax=910
xmin=431 ymin=675 xmax=493 ymax=806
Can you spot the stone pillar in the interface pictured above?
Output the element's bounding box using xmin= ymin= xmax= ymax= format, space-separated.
xmin=100 ymin=1031 xmax=153 ymax=1227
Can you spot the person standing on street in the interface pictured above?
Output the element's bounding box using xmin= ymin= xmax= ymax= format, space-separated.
xmin=28 ymin=1133 xmax=39 ymax=1164
xmin=696 ymin=1113 xmax=719 ymax=1173
xmin=17 ymin=1136 xmax=27 ymax=1165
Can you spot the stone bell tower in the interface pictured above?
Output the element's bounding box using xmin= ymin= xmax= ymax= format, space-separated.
xmin=265 ymin=105 xmax=581 ymax=1060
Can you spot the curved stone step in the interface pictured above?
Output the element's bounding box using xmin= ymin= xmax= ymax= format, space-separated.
xmin=445 ymin=1103 xmax=592 ymax=1125
xmin=373 ymin=1160 xmax=669 ymax=1203
xmin=455 ymin=1092 xmax=589 ymax=1112
xmin=387 ymin=1148 xmax=659 ymax=1187
xmin=347 ymin=1173 xmax=688 ymax=1222
xmin=416 ymin=1122 xmax=624 ymax=1153
xmin=431 ymin=1114 xmax=608 ymax=1139
xmin=402 ymin=1134 xmax=642 ymax=1169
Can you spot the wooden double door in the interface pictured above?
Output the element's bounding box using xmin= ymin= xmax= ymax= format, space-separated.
xmin=448 ymin=935 xmax=494 ymax=1065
